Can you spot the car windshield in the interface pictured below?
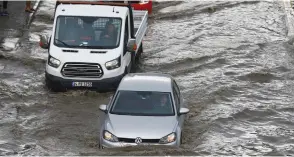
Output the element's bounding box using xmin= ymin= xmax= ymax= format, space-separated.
xmin=54 ymin=16 xmax=122 ymax=49
xmin=110 ymin=91 xmax=175 ymax=116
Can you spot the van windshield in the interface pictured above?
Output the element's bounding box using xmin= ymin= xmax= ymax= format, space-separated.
xmin=54 ymin=16 xmax=122 ymax=49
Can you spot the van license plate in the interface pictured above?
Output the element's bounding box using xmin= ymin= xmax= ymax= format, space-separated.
xmin=72 ymin=82 xmax=92 ymax=87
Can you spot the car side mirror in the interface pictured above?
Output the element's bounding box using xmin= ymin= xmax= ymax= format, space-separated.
xmin=178 ymin=108 xmax=189 ymax=115
xmin=99 ymin=104 xmax=108 ymax=113
xmin=127 ymin=38 xmax=136 ymax=53
xmin=39 ymin=35 xmax=49 ymax=49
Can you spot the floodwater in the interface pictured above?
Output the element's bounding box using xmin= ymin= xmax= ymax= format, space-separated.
xmin=1 ymin=0 xmax=294 ymax=155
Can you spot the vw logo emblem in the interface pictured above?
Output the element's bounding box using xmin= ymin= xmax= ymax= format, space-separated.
xmin=135 ymin=137 xmax=142 ymax=144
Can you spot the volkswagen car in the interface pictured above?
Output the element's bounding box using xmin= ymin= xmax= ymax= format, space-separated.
xmin=98 ymin=73 xmax=189 ymax=148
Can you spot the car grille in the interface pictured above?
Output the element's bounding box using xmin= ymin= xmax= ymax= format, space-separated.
xmin=61 ymin=62 xmax=103 ymax=78
xmin=118 ymin=138 xmax=159 ymax=143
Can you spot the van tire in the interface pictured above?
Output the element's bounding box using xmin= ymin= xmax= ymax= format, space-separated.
xmin=131 ymin=51 xmax=136 ymax=72
xmin=135 ymin=43 xmax=143 ymax=61
xmin=124 ymin=67 xmax=130 ymax=76
xmin=180 ymin=133 xmax=183 ymax=144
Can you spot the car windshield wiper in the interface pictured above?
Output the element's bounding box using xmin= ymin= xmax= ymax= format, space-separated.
xmin=54 ymin=39 xmax=71 ymax=47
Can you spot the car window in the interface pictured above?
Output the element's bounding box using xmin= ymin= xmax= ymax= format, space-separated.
xmin=110 ymin=90 xmax=175 ymax=116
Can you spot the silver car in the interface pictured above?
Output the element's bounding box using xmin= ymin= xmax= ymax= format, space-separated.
xmin=98 ymin=73 xmax=189 ymax=149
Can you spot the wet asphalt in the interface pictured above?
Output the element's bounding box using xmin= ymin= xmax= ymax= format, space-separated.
xmin=1 ymin=0 xmax=294 ymax=155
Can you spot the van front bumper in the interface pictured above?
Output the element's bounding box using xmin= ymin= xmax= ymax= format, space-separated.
xmin=45 ymin=72 xmax=124 ymax=91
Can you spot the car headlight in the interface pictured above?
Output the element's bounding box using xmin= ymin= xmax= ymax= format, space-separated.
xmin=105 ymin=56 xmax=121 ymax=70
xmin=159 ymin=132 xmax=176 ymax=144
xmin=48 ymin=55 xmax=61 ymax=68
xmin=103 ymin=130 xmax=118 ymax=142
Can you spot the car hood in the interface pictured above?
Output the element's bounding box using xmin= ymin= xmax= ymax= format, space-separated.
xmin=105 ymin=114 xmax=178 ymax=139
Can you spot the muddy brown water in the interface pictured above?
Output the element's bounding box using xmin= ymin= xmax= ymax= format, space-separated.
xmin=1 ymin=0 xmax=294 ymax=155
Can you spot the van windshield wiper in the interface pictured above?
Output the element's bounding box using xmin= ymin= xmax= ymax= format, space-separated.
xmin=79 ymin=45 xmax=106 ymax=49
xmin=54 ymin=39 xmax=71 ymax=47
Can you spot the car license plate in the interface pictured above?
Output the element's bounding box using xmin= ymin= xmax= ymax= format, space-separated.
xmin=72 ymin=82 xmax=92 ymax=87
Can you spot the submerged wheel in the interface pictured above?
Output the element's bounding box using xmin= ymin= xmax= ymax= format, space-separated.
xmin=130 ymin=51 xmax=136 ymax=73
xmin=135 ymin=43 xmax=143 ymax=61
xmin=130 ymin=43 xmax=143 ymax=73
xmin=181 ymin=133 xmax=184 ymax=144
xmin=45 ymin=75 xmax=66 ymax=92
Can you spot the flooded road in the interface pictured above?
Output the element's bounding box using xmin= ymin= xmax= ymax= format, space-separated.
xmin=1 ymin=0 xmax=294 ymax=155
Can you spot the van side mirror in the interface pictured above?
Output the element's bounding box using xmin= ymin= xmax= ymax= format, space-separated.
xmin=127 ymin=38 xmax=136 ymax=53
xmin=178 ymin=108 xmax=189 ymax=115
xmin=99 ymin=104 xmax=108 ymax=113
xmin=39 ymin=35 xmax=49 ymax=49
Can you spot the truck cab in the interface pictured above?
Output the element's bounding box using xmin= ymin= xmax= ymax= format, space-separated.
xmin=39 ymin=1 xmax=148 ymax=92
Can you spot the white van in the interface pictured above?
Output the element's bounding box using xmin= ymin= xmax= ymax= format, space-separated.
xmin=39 ymin=1 xmax=148 ymax=92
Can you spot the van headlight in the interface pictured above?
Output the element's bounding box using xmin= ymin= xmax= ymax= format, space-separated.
xmin=103 ymin=130 xmax=118 ymax=142
xmin=105 ymin=56 xmax=121 ymax=70
xmin=159 ymin=133 xmax=176 ymax=144
xmin=48 ymin=55 xmax=61 ymax=68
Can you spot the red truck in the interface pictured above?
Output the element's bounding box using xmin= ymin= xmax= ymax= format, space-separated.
xmin=129 ymin=0 xmax=152 ymax=14
xmin=55 ymin=0 xmax=152 ymax=14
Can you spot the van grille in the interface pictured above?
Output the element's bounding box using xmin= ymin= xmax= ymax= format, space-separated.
xmin=61 ymin=63 xmax=103 ymax=78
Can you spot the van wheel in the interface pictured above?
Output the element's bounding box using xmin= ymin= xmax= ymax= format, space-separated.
xmin=124 ymin=67 xmax=130 ymax=76
xmin=130 ymin=51 xmax=136 ymax=73
xmin=45 ymin=76 xmax=66 ymax=92
xmin=180 ymin=134 xmax=183 ymax=144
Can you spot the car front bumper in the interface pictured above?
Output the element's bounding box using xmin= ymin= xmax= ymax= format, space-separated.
xmin=100 ymin=138 xmax=178 ymax=148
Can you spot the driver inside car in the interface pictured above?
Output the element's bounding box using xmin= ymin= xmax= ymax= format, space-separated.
xmin=154 ymin=95 xmax=173 ymax=114
xmin=101 ymin=22 xmax=117 ymax=45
